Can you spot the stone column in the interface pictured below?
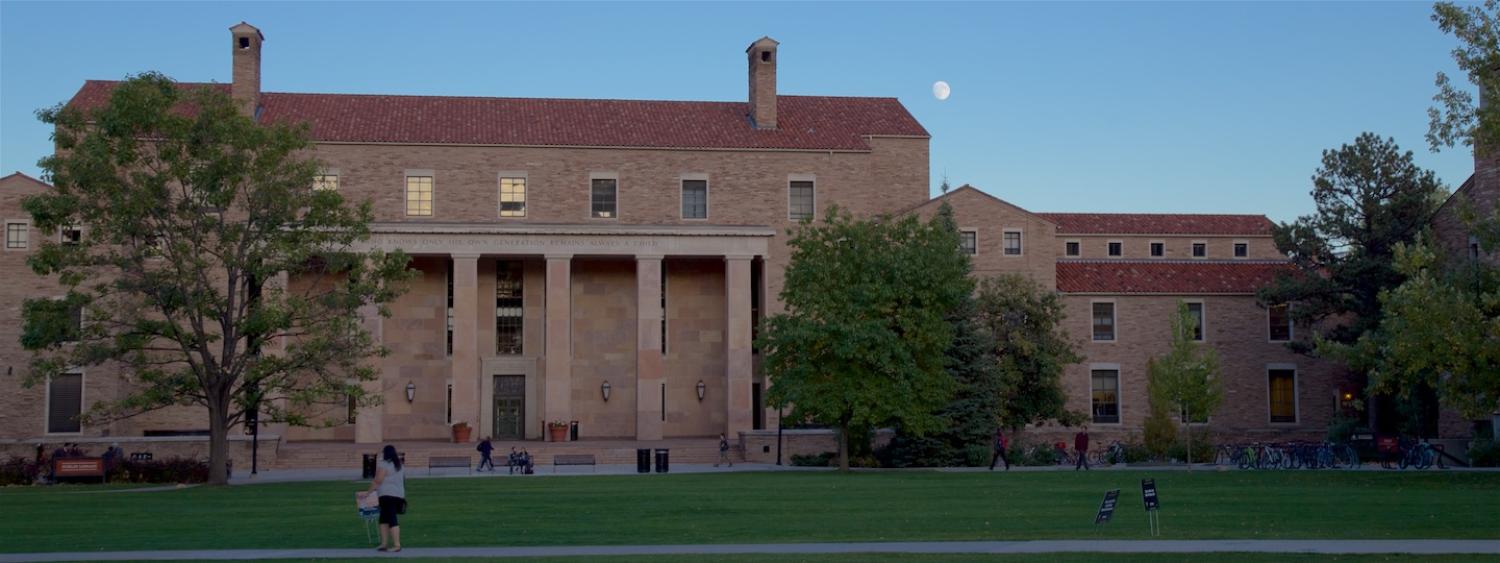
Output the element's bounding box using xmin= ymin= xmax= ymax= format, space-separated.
xmin=725 ymin=255 xmax=754 ymax=438
xmin=355 ymin=301 xmax=384 ymax=444
xmin=450 ymin=253 xmax=481 ymax=442
xmin=544 ymin=254 xmax=573 ymax=440
xmin=635 ymin=255 xmax=664 ymax=441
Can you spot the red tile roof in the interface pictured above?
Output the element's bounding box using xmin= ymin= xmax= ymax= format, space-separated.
xmin=1056 ymin=260 xmax=1295 ymax=294
xmin=66 ymin=81 xmax=928 ymax=151
xmin=1037 ymin=212 xmax=1274 ymax=236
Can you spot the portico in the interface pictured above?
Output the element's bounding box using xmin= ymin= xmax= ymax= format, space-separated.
xmin=344 ymin=223 xmax=772 ymax=444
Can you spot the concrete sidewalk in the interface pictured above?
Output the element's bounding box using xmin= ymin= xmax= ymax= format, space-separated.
xmin=227 ymin=462 xmax=813 ymax=485
xmin=3 ymin=539 xmax=1498 ymax=561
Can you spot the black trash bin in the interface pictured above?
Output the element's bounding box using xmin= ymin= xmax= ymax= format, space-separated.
xmin=654 ymin=448 xmax=670 ymax=473
xmin=570 ymin=421 xmax=579 ymax=442
xmin=361 ymin=454 xmax=376 ymax=479
xmin=636 ymin=448 xmax=652 ymax=473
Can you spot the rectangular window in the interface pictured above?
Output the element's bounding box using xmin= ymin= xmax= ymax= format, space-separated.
xmin=591 ymin=178 xmax=618 ymax=219
xmin=405 ymin=176 xmax=434 ymax=216
xmin=47 ymin=372 xmax=83 ymax=434
xmin=1185 ymin=302 xmax=1204 ymax=342
xmin=1192 ymin=242 xmax=1207 ymax=257
xmin=1269 ymin=368 xmax=1297 ymax=423
xmin=1092 ymin=302 xmax=1116 ymax=342
xmin=5 ymin=222 xmax=28 ymax=249
xmin=60 ymin=226 xmax=82 ymax=246
xmin=789 ymin=180 xmax=815 ymax=221
xmin=1107 ymin=241 xmax=1122 ymax=257
xmin=65 ymin=303 xmax=82 ymax=343
xmin=499 ymin=177 xmax=526 ymax=218
xmin=313 ymin=174 xmax=339 ymax=191
xmin=446 ymin=260 xmax=454 ymax=356
xmin=495 ymin=260 xmax=524 ymax=355
xmin=1065 ymin=241 xmax=1080 ymax=257
xmin=661 ymin=261 xmax=668 ymax=355
xmin=1091 ymin=369 xmax=1120 ymax=424
xmin=1234 ymin=242 xmax=1248 ymax=258
xmin=346 ymin=394 xmax=357 ymax=425
xmin=1268 ymin=303 xmax=1292 ymax=342
xmin=1003 ymin=230 xmax=1022 ymax=256
xmin=960 ymin=230 xmax=977 ymax=255
xmin=1471 ymin=236 xmax=1482 ymax=260
xmin=681 ymin=179 xmax=708 ymax=219
xmin=1150 ymin=242 xmax=1164 ymax=257
xmin=446 ymin=383 xmax=454 ymax=425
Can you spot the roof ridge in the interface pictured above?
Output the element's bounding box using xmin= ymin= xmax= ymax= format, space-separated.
xmin=1039 ymin=211 xmax=1271 ymax=218
xmin=1058 ymin=259 xmax=1291 ymax=265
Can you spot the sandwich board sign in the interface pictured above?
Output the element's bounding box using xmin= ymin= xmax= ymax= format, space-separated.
xmin=1142 ymin=478 xmax=1161 ymax=536
xmin=1093 ymin=489 xmax=1120 ymax=525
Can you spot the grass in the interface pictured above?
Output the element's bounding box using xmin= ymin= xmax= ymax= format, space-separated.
xmin=65 ymin=556 xmax=1500 ymax=563
xmin=2 ymin=470 xmax=1497 ymax=553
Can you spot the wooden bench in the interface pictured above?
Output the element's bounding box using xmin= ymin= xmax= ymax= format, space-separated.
xmin=553 ymin=454 xmax=597 ymax=473
xmin=427 ymin=456 xmax=471 ymax=475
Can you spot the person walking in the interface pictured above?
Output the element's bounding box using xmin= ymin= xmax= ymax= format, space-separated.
xmin=1074 ymin=426 xmax=1091 ymax=471
xmin=989 ymin=426 xmax=1010 ymax=471
xmin=361 ymin=445 xmax=406 ymax=553
xmin=476 ymin=437 xmax=495 ymax=472
xmin=716 ymin=434 xmax=733 ymax=467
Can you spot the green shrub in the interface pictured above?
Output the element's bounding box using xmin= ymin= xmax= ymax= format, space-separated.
xmin=1166 ymin=437 xmax=1216 ymax=463
xmin=790 ymin=452 xmax=835 ymax=467
xmin=1122 ymin=442 xmax=1154 ymax=464
xmin=963 ymin=444 xmax=992 ymax=468
xmin=0 ymin=457 xmax=42 ymax=486
xmin=119 ymin=458 xmax=210 ymax=483
xmin=1143 ymin=409 xmax=1176 ymax=460
xmin=1326 ymin=416 xmax=1362 ymax=443
xmin=1469 ymin=439 xmax=1500 ymax=468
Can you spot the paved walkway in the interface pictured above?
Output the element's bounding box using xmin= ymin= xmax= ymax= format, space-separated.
xmin=4 ymin=540 xmax=1498 ymax=561
xmin=228 ymin=463 xmax=810 ymax=485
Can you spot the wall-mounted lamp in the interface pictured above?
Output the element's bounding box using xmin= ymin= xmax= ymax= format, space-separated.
xmin=405 ymin=381 xmax=416 ymax=403
xmin=696 ymin=380 xmax=706 ymax=401
xmin=601 ymin=380 xmax=612 ymax=402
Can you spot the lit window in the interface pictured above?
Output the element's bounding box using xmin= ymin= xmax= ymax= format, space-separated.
xmin=47 ymin=372 xmax=83 ymax=433
xmin=1091 ymin=369 xmax=1119 ymax=424
xmin=1107 ymin=241 xmax=1122 ymax=257
xmin=1065 ymin=241 xmax=1080 ymax=257
xmin=1003 ymin=230 xmax=1022 ymax=255
xmin=681 ymin=179 xmax=707 ymax=219
xmin=1185 ymin=302 xmax=1204 ymax=342
xmin=313 ymin=174 xmax=339 ymax=191
xmin=495 ymin=261 xmax=524 ymax=355
xmin=406 ymin=176 xmax=434 ymax=216
xmin=1268 ymin=304 xmax=1292 ymax=342
xmin=1269 ymin=368 xmax=1296 ymax=423
xmin=500 ymin=177 xmax=526 ymax=218
xmin=5 ymin=222 xmax=28 ymax=250
xmin=1092 ymin=302 xmax=1115 ymax=341
xmin=1150 ymin=242 xmax=1164 ymax=257
xmin=789 ymin=180 xmax=815 ymax=221
xmin=960 ymin=231 xmax=977 ymax=255
xmin=591 ymin=178 xmax=617 ymax=219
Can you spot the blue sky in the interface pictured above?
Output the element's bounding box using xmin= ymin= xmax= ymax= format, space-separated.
xmin=0 ymin=1 xmax=1477 ymax=222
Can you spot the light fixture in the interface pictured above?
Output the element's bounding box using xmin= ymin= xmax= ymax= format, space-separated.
xmin=601 ymin=380 xmax=612 ymax=402
xmin=696 ymin=380 xmax=706 ymax=402
xmin=405 ymin=381 xmax=416 ymax=403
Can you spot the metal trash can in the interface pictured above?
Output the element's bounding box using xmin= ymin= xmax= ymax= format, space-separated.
xmin=570 ymin=420 xmax=579 ymax=442
xmin=654 ymin=448 xmax=670 ymax=473
xmin=636 ymin=448 xmax=652 ymax=473
xmin=361 ymin=454 xmax=377 ymax=479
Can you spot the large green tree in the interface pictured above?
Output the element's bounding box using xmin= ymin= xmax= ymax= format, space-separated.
xmin=761 ymin=205 xmax=972 ymax=471
xmin=973 ymin=274 xmax=1083 ymax=432
xmin=18 ymin=73 xmax=412 ymax=485
xmin=1146 ymin=302 xmax=1224 ymax=465
xmin=1258 ymin=133 xmax=1447 ymax=350
xmin=1429 ymin=0 xmax=1500 ymax=158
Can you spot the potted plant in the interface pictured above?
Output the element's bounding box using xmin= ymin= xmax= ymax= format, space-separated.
xmin=548 ymin=420 xmax=570 ymax=442
xmin=451 ymin=421 xmax=472 ymax=443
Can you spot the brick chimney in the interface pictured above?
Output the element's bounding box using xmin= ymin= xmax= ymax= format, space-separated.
xmin=747 ymin=37 xmax=779 ymax=130
xmin=230 ymin=22 xmax=264 ymax=118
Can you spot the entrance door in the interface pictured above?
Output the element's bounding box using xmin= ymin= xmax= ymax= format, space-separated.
xmin=492 ymin=375 xmax=525 ymax=440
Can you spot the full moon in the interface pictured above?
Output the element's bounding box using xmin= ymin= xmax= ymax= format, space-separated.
xmin=933 ymin=81 xmax=951 ymax=101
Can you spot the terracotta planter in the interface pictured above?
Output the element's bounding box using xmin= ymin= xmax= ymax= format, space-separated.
xmin=452 ymin=424 xmax=472 ymax=443
xmin=548 ymin=425 xmax=569 ymax=442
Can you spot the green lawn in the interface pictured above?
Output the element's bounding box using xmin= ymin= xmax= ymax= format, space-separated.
xmin=63 ymin=556 xmax=1500 ymax=563
xmin=2 ymin=470 xmax=1496 ymax=553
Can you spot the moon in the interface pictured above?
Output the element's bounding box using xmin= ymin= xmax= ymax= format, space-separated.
xmin=933 ymin=81 xmax=951 ymax=101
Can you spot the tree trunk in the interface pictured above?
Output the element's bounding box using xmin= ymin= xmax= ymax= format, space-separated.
xmin=1185 ymin=406 xmax=1193 ymax=471
xmin=837 ymin=423 xmax=850 ymax=472
xmin=207 ymin=394 xmax=231 ymax=486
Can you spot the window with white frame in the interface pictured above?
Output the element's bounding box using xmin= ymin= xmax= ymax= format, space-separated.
xmin=681 ymin=178 xmax=707 ymax=219
xmin=788 ymin=180 xmax=815 ymax=221
xmin=1003 ymin=230 xmax=1022 ymax=255
xmin=47 ymin=372 xmax=83 ymax=434
xmin=1185 ymin=301 xmax=1204 ymax=342
xmin=591 ymin=178 xmax=618 ymax=219
xmin=959 ymin=230 xmax=977 ymax=255
xmin=499 ymin=176 xmax=526 ymax=218
xmin=1065 ymin=240 xmax=1080 ymax=257
xmin=313 ymin=174 xmax=339 ymax=191
xmin=1092 ymin=301 xmax=1116 ymax=341
xmin=1150 ymin=242 xmax=1164 ymax=257
xmin=1091 ymin=368 xmax=1120 ymax=424
xmin=5 ymin=221 xmax=28 ymax=250
xmin=406 ymin=175 xmax=434 ymax=216
xmin=1268 ymin=303 xmax=1292 ymax=342
xmin=1233 ymin=242 xmax=1248 ymax=258
xmin=60 ymin=225 xmax=82 ymax=246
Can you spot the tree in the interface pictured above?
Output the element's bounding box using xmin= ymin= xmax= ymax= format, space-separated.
xmin=1429 ymin=0 xmax=1500 ymax=158
xmin=1145 ymin=302 xmax=1224 ymax=465
xmin=761 ymin=205 xmax=973 ymax=471
xmin=973 ymin=274 xmax=1083 ymax=432
xmin=1258 ymin=133 xmax=1447 ymax=350
xmin=19 ymin=73 xmax=412 ymax=485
